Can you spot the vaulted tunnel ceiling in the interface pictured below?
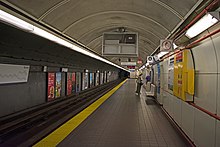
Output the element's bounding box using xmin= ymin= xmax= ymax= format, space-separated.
xmin=2 ymin=0 xmax=202 ymax=68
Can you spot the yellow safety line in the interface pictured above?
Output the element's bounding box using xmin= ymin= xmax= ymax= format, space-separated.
xmin=33 ymin=79 xmax=127 ymax=147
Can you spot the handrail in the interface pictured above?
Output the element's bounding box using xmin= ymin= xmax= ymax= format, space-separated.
xmin=159 ymin=88 xmax=220 ymax=121
xmin=188 ymin=102 xmax=220 ymax=121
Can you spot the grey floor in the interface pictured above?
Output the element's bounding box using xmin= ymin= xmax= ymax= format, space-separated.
xmin=58 ymin=79 xmax=187 ymax=147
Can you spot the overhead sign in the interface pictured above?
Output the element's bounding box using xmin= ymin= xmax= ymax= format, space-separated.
xmin=160 ymin=39 xmax=173 ymax=52
xmin=127 ymin=66 xmax=135 ymax=69
xmin=121 ymin=62 xmax=136 ymax=66
xmin=102 ymin=32 xmax=138 ymax=57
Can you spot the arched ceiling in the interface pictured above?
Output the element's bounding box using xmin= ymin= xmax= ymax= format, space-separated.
xmin=2 ymin=0 xmax=202 ymax=68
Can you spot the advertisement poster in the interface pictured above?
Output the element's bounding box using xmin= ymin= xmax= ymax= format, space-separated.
xmin=48 ymin=73 xmax=55 ymax=100
xmin=168 ymin=57 xmax=174 ymax=91
xmin=82 ymin=73 xmax=88 ymax=90
xmin=100 ymin=73 xmax=104 ymax=85
xmin=89 ymin=73 xmax=94 ymax=87
xmin=95 ymin=73 xmax=99 ymax=86
xmin=72 ymin=73 xmax=76 ymax=93
xmin=157 ymin=64 xmax=160 ymax=94
xmin=66 ymin=73 xmax=72 ymax=95
xmin=55 ymin=72 xmax=62 ymax=98
xmin=103 ymin=72 xmax=106 ymax=83
xmin=107 ymin=71 xmax=111 ymax=82
xmin=176 ymin=52 xmax=183 ymax=63
xmin=76 ymin=72 xmax=81 ymax=92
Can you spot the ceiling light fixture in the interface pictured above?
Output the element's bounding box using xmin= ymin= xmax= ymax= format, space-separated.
xmin=185 ymin=13 xmax=218 ymax=38
xmin=0 ymin=10 xmax=34 ymax=32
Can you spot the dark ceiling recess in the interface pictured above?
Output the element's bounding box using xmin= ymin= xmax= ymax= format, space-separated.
xmin=0 ymin=22 xmax=119 ymax=72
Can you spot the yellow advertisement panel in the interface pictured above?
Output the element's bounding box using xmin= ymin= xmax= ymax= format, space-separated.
xmin=173 ymin=50 xmax=194 ymax=101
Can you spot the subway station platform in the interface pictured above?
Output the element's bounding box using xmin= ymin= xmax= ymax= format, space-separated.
xmin=34 ymin=79 xmax=188 ymax=147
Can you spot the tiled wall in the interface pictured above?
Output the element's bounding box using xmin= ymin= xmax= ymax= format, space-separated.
xmin=155 ymin=31 xmax=220 ymax=147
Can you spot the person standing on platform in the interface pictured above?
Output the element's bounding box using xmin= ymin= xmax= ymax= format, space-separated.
xmin=136 ymin=73 xmax=143 ymax=95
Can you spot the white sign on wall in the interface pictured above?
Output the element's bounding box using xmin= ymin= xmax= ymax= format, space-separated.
xmin=0 ymin=64 xmax=30 ymax=84
xmin=121 ymin=62 xmax=137 ymax=66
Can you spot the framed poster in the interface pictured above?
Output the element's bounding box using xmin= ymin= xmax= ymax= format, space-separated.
xmin=89 ymin=73 xmax=94 ymax=88
xmin=66 ymin=73 xmax=72 ymax=95
xmin=82 ymin=72 xmax=88 ymax=90
xmin=100 ymin=73 xmax=104 ymax=85
xmin=47 ymin=73 xmax=55 ymax=101
xmin=76 ymin=72 xmax=81 ymax=92
xmin=103 ymin=71 xmax=106 ymax=83
xmin=107 ymin=71 xmax=111 ymax=82
xmin=72 ymin=73 xmax=76 ymax=93
xmin=105 ymin=72 xmax=108 ymax=82
xmin=55 ymin=72 xmax=62 ymax=98
xmin=157 ymin=64 xmax=160 ymax=94
xmin=95 ymin=73 xmax=99 ymax=86
xmin=168 ymin=57 xmax=174 ymax=91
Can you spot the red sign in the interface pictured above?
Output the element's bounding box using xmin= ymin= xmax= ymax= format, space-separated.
xmin=176 ymin=52 xmax=183 ymax=63
xmin=72 ymin=73 xmax=76 ymax=93
xmin=67 ymin=73 xmax=72 ymax=95
xmin=127 ymin=66 xmax=135 ymax=69
xmin=137 ymin=60 xmax=142 ymax=64
xmin=48 ymin=73 xmax=55 ymax=100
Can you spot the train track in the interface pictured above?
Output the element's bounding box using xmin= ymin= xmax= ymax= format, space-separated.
xmin=0 ymin=79 xmax=124 ymax=146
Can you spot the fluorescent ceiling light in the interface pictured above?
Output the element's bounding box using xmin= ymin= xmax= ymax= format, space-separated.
xmin=185 ymin=13 xmax=218 ymax=38
xmin=0 ymin=10 xmax=34 ymax=32
xmin=157 ymin=51 xmax=168 ymax=59
xmin=0 ymin=10 xmax=129 ymax=72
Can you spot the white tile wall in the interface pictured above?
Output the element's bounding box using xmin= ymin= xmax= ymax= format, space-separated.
xmin=212 ymin=32 xmax=220 ymax=71
xmin=211 ymin=30 xmax=220 ymax=117
xmin=194 ymin=108 xmax=216 ymax=147
xmin=216 ymin=120 xmax=220 ymax=147
xmin=181 ymin=102 xmax=195 ymax=140
xmin=217 ymin=74 xmax=220 ymax=116
xmin=158 ymin=89 xmax=163 ymax=104
xmin=173 ymin=98 xmax=182 ymax=126
xmin=163 ymin=91 xmax=169 ymax=112
xmin=192 ymin=38 xmax=217 ymax=73
xmin=163 ymin=73 xmax=168 ymax=91
xmin=194 ymin=74 xmax=217 ymax=113
xmin=168 ymin=94 xmax=174 ymax=118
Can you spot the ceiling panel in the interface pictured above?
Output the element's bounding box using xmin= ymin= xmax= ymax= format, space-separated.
xmin=5 ymin=0 xmax=63 ymax=18
xmin=2 ymin=0 xmax=201 ymax=67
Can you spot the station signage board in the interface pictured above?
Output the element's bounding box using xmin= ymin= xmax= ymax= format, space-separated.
xmin=121 ymin=62 xmax=136 ymax=66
